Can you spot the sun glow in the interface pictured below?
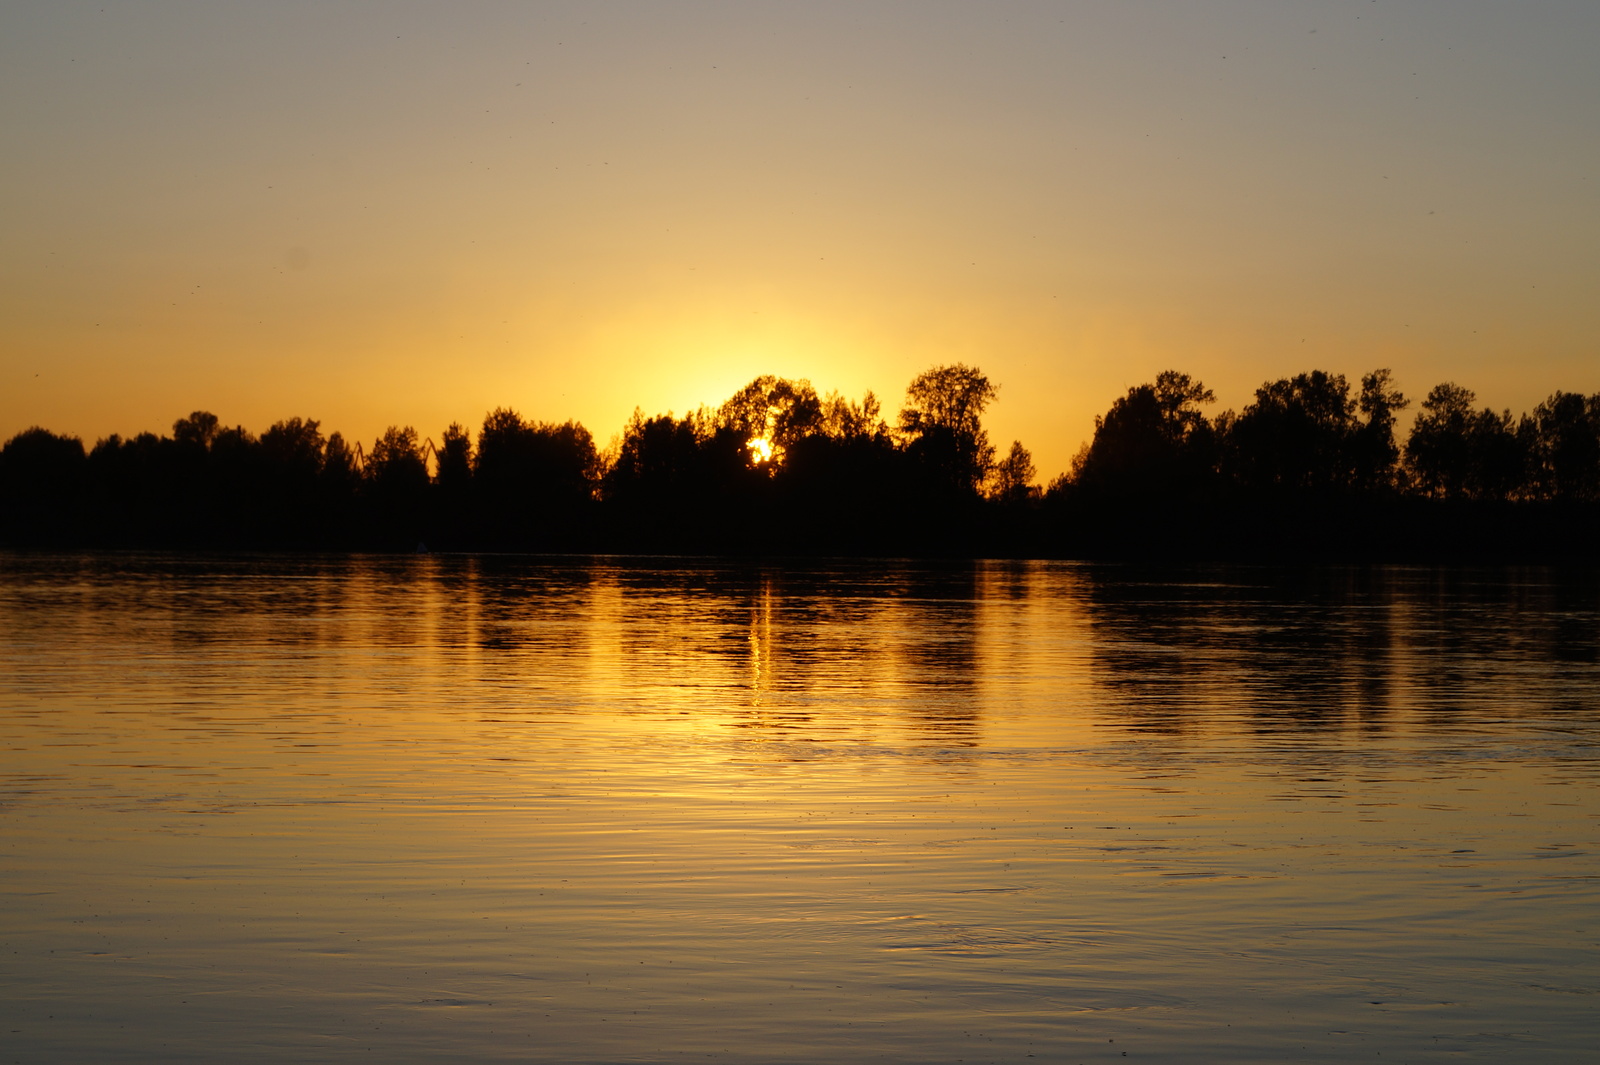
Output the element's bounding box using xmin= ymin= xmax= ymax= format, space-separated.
xmin=748 ymin=436 xmax=775 ymax=464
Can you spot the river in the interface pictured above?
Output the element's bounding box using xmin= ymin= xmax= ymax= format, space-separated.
xmin=1 ymin=554 xmax=1596 ymax=1062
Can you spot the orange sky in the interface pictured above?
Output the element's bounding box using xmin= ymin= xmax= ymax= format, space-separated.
xmin=3 ymin=2 xmax=1597 ymax=480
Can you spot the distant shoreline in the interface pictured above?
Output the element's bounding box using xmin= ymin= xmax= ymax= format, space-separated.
xmin=2 ymin=502 xmax=1595 ymax=566
xmin=5 ymin=365 xmax=1598 ymax=563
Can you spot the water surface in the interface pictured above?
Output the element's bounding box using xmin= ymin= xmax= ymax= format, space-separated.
xmin=2 ymin=554 xmax=1597 ymax=1062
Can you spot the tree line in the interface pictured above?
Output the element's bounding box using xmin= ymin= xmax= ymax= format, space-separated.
xmin=1064 ymin=369 xmax=1600 ymax=502
xmin=3 ymin=365 xmax=1597 ymax=558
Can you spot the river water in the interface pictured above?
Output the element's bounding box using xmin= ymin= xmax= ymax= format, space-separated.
xmin=1 ymin=554 xmax=1596 ymax=1063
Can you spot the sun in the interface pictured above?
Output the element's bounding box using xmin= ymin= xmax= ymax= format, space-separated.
xmin=748 ymin=436 xmax=775 ymax=464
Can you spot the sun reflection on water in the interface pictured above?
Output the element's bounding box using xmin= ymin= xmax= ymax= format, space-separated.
xmin=1 ymin=556 xmax=1597 ymax=1064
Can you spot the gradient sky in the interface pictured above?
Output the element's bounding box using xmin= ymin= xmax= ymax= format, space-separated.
xmin=3 ymin=1 xmax=1597 ymax=479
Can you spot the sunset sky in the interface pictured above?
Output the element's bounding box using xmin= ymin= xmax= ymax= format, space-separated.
xmin=3 ymin=1 xmax=1597 ymax=480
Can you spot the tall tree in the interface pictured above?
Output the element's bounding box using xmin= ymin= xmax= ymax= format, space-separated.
xmin=365 ymin=426 xmax=429 ymax=542
xmin=989 ymin=440 xmax=1037 ymax=504
xmin=0 ymin=428 xmax=87 ymax=543
xmin=1073 ymin=370 xmax=1216 ymax=500
xmin=258 ymin=418 xmax=325 ymax=542
xmin=898 ymin=363 xmax=999 ymax=496
xmin=1351 ymin=369 xmax=1409 ymax=492
xmin=475 ymin=409 xmax=600 ymax=543
xmin=1223 ymin=371 xmax=1357 ymax=495
xmin=1530 ymin=391 xmax=1600 ymax=502
xmin=171 ymin=411 xmax=220 ymax=451
xmin=716 ymin=376 xmax=823 ymax=468
xmin=1406 ymin=383 xmax=1477 ymax=499
xmin=366 ymin=426 xmax=427 ymax=487
xmin=260 ymin=418 xmax=324 ymax=477
xmin=436 ymin=422 xmax=473 ymax=494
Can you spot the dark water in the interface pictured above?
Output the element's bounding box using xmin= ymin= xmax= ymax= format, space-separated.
xmin=1 ymin=554 xmax=1597 ymax=1063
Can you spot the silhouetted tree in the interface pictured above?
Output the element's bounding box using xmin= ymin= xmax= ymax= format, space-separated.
xmin=256 ymin=417 xmax=325 ymax=542
xmin=1222 ymin=371 xmax=1358 ymax=495
xmin=110 ymin=410 xmax=263 ymax=545
xmin=161 ymin=410 xmax=223 ymax=534
xmin=365 ymin=426 xmax=428 ymax=544
xmin=989 ymin=440 xmax=1037 ymax=504
xmin=898 ymin=363 xmax=998 ymax=497
xmin=600 ymin=410 xmax=726 ymax=549
xmin=1405 ymin=383 xmax=1529 ymax=501
xmin=776 ymin=389 xmax=902 ymax=548
xmin=1072 ymin=370 xmax=1216 ymax=501
xmin=436 ymin=422 xmax=473 ymax=494
xmin=136 ymin=412 xmax=258 ymax=542
xmin=431 ymin=421 xmax=474 ymax=543
xmin=208 ymin=423 xmax=265 ymax=536
xmin=716 ymin=376 xmax=823 ymax=470
xmin=820 ymin=390 xmax=887 ymax=441
xmin=1529 ymin=391 xmax=1600 ymax=502
xmin=0 ymin=427 xmax=87 ymax=543
xmin=322 ymin=432 xmax=361 ymax=496
xmin=83 ymin=432 xmax=162 ymax=542
xmin=1351 ymin=369 xmax=1409 ymax=493
xmin=171 ymin=411 xmax=220 ymax=450
xmin=367 ymin=426 xmax=426 ymax=486
xmin=474 ymin=409 xmax=599 ymax=544
xmin=261 ymin=417 xmax=324 ymax=477
xmin=605 ymin=410 xmax=699 ymax=500
xmin=318 ymin=431 xmax=361 ymax=540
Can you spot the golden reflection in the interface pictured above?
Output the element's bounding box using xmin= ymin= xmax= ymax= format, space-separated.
xmin=747 ymin=574 xmax=774 ymax=710
xmin=6 ymin=555 xmax=1598 ymax=1065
